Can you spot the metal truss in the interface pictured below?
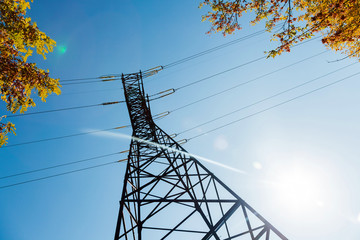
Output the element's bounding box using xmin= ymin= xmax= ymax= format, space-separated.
xmin=114 ymin=68 xmax=288 ymax=240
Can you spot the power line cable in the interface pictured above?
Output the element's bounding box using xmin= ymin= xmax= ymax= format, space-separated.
xmin=1 ymin=35 xmax=322 ymax=148
xmin=186 ymin=70 xmax=360 ymax=141
xmin=170 ymin=50 xmax=328 ymax=113
xmin=172 ymin=36 xmax=321 ymax=92
xmin=60 ymin=87 xmax=123 ymax=96
xmin=176 ymin=62 xmax=358 ymax=136
xmin=60 ymin=75 xmax=121 ymax=83
xmin=175 ymin=56 xmax=266 ymax=91
xmin=56 ymin=28 xmax=277 ymax=84
xmin=0 ymin=152 xmax=125 ymax=180
xmin=6 ymin=100 xmax=124 ymax=118
xmin=163 ymin=27 xmax=279 ymax=69
xmin=0 ymin=160 xmax=126 ymax=189
xmin=54 ymin=37 xmax=319 ymax=98
xmin=1 ymin=111 xmax=172 ymax=148
xmin=56 ymin=30 xmax=315 ymax=91
xmin=61 ymin=77 xmax=101 ymax=82
xmin=4 ymin=71 xmax=354 ymax=188
xmin=1 ymin=126 xmax=130 ymax=148
xmin=61 ymin=78 xmax=122 ymax=86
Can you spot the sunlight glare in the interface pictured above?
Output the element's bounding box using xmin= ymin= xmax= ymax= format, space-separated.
xmin=270 ymin=163 xmax=326 ymax=213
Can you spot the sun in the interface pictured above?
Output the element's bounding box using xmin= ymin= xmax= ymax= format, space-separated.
xmin=274 ymin=168 xmax=321 ymax=207
xmin=267 ymin=161 xmax=327 ymax=214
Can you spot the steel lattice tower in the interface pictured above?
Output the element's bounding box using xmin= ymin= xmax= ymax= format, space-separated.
xmin=114 ymin=67 xmax=288 ymax=240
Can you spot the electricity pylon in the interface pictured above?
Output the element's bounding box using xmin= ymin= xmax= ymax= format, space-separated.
xmin=114 ymin=67 xmax=287 ymax=240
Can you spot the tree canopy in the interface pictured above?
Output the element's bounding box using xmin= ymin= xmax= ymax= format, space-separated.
xmin=0 ymin=0 xmax=60 ymax=146
xmin=200 ymin=0 xmax=360 ymax=59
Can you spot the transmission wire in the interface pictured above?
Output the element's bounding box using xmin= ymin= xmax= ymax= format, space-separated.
xmin=163 ymin=27 xmax=279 ymax=69
xmin=1 ymin=126 xmax=130 ymax=148
xmin=56 ymin=29 xmax=313 ymax=93
xmin=61 ymin=78 xmax=122 ymax=86
xmin=1 ymin=33 xmax=322 ymax=147
xmin=6 ymin=100 xmax=124 ymax=118
xmin=177 ymin=62 xmax=358 ymax=136
xmin=175 ymin=56 xmax=266 ymax=91
xmin=60 ymin=77 xmax=105 ymax=82
xmin=170 ymin=50 xmax=328 ymax=113
xmin=172 ymin=36 xmax=321 ymax=92
xmin=57 ymin=36 xmax=317 ymax=94
xmin=56 ymin=27 xmax=276 ymax=85
xmin=61 ymin=87 xmax=123 ymax=96
xmin=0 ymin=152 xmax=122 ymax=180
xmin=187 ymin=71 xmax=360 ymax=141
xmin=4 ymin=68 xmax=355 ymax=188
xmin=0 ymin=161 xmax=122 ymax=189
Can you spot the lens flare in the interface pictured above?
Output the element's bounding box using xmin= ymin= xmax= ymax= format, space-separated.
xmin=253 ymin=161 xmax=262 ymax=170
xmin=58 ymin=45 xmax=67 ymax=54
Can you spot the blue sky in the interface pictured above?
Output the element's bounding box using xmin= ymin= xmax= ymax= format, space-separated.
xmin=1 ymin=0 xmax=360 ymax=239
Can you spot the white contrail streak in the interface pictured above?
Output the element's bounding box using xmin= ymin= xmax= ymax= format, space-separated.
xmin=90 ymin=130 xmax=247 ymax=175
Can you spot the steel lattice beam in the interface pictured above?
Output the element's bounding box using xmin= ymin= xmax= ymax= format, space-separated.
xmin=114 ymin=68 xmax=288 ymax=240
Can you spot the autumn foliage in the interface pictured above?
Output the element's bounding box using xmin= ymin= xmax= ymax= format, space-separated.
xmin=200 ymin=0 xmax=360 ymax=58
xmin=0 ymin=0 xmax=60 ymax=146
